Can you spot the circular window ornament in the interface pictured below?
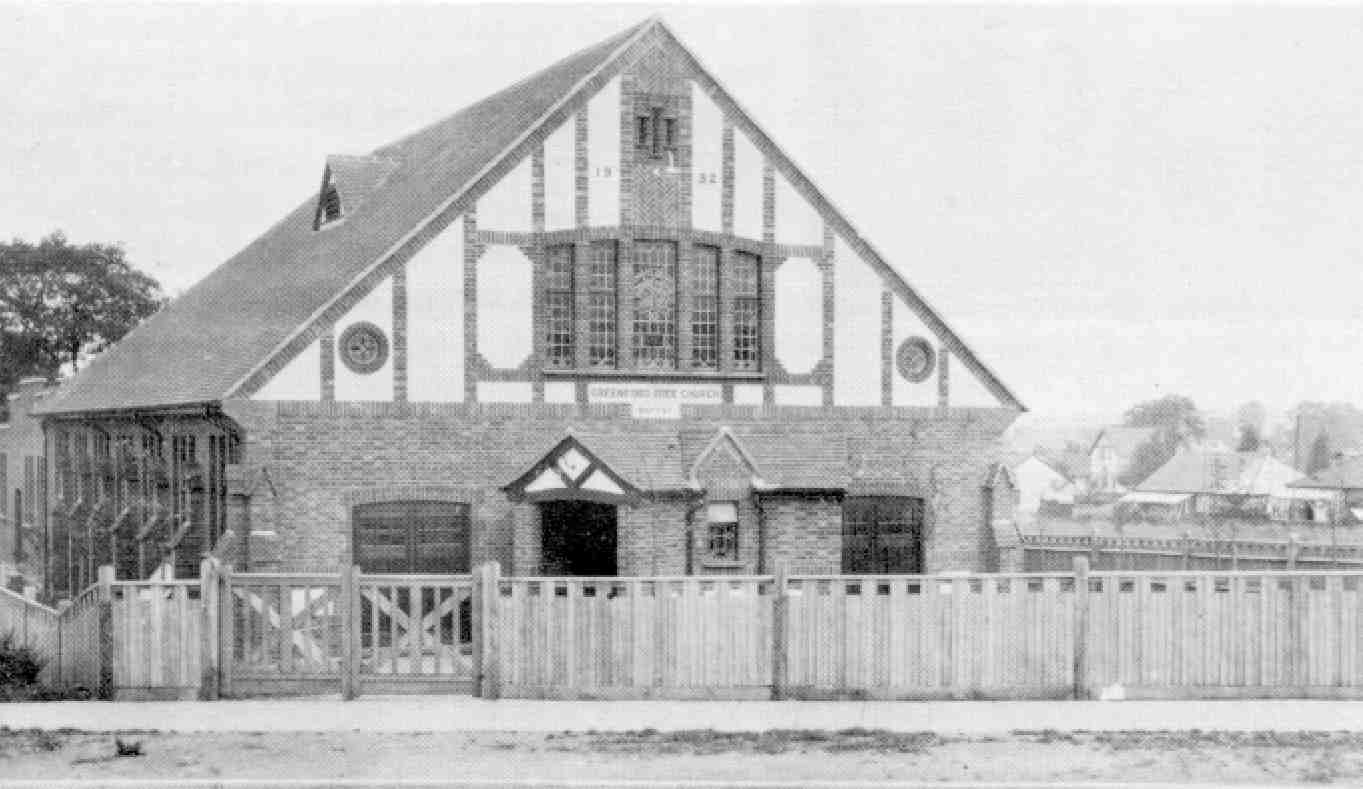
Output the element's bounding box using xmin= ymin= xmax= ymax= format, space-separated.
xmin=895 ymin=337 xmax=936 ymax=383
xmin=339 ymin=322 xmax=389 ymax=374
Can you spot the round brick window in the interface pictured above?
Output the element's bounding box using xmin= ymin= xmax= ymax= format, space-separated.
xmin=895 ymin=336 xmax=936 ymax=383
xmin=339 ymin=322 xmax=389 ymax=374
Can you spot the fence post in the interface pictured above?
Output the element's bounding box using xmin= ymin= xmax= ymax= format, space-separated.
xmin=771 ymin=563 xmax=789 ymax=700
xmin=1287 ymin=535 xmax=1299 ymax=571
xmin=198 ymin=558 xmax=220 ymax=700
xmin=1071 ymin=555 xmax=1090 ymax=700
xmin=340 ymin=564 xmax=361 ymax=700
xmin=96 ymin=564 xmax=115 ymax=701
xmin=218 ymin=563 xmax=234 ymax=699
xmin=475 ymin=562 xmax=501 ymax=700
xmin=1181 ymin=531 xmax=1192 ymax=570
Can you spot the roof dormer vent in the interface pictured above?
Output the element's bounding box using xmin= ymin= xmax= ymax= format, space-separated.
xmin=312 ymin=155 xmax=400 ymax=231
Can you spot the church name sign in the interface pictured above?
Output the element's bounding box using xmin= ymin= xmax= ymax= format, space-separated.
xmin=587 ymin=382 xmax=722 ymax=419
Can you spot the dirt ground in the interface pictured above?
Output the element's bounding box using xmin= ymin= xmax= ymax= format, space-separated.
xmin=2 ymin=727 xmax=1363 ymax=784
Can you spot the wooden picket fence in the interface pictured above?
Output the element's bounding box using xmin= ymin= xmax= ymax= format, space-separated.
xmin=17 ymin=559 xmax=1363 ymax=700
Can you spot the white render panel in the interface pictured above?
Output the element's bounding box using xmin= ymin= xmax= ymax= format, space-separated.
xmin=690 ymin=82 xmax=723 ymax=232
xmin=833 ymin=235 xmax=880 ymax=406
xmin=407 ymin=218 xmax=464 ymax=402
xmin=587 ymin=76 xmax=622 ymax=227
xmin=525 ymin=467 xmax=565 ymax=494
xmin=733 ymin=129 xmax=764 ymax=240
xmin=774 ymin=256 xmax=821 ymax=375
xmin=949 ymin=346 xmax=1004 ymax=407
xmin=334 ymin=276 xmax=394 ymax=402
xmin=733 ymin=384 xmax=764 ymax=406
xmin=544 ymin=120 xmax=575 ymax=231
xmin=774 ymin=172 xmax=823 ymax=246
xmin=892 ymin=297 xmax=940 ymax=408
xmin=775 ymin=384 xmax=822 ymax=407
xmin=581 ymin=469 xmax=625 ymax=496
xmin=252 ymin=339 xmax=321 ymax=401
xmin=477 ymin=381 xmax=533 ymax=403
xmin=477 ymin=156 xmax=532 ymax=232
xmin=544 ymin=381 xmax=577 ymax=403
xmin=477 ymin=245 xmax=533 ymax=370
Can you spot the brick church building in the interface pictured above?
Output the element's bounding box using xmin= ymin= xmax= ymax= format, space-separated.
xmin=35 ymin=18 xmax=1024 ymax=595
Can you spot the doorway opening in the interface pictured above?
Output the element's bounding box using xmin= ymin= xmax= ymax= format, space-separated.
xmin=540 ymin=500 xmax=618 ymax=576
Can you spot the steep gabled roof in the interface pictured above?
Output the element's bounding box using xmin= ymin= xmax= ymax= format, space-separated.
xmin=38 ymin=17 xmax=1021 ymax=416
xmin=38 ymin=20 xmax=648 ymax=416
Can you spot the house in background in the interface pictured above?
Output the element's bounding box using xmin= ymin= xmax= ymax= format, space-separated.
xmin=1116 ymin=448 xmax=1302 ymax=524
xmin=0 ymin=378 xmax=52 ymax=584
xmin=1286 ymin=457 xmax=1363 ymax=524
xmin=33 ymin=18 xmax=1024 ymax=596
xmin=1010 ymin=453 xmax=1076 ymax=519
xmin=1088 ymin=426 xmax=1157 ymax=494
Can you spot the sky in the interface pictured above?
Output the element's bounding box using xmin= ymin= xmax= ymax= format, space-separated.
xmin=3 ymin=3 xmax=1362 ymax=426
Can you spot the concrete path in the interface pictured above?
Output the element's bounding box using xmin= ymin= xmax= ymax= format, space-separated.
xmin=3 ymin=696 xmax=1363 ymax=733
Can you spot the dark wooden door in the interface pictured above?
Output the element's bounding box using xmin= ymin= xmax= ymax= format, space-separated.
xmin=353 ymin=500 xmax=471 ymax=574
xmin=842 ymin=497 xmax=925 ymax=574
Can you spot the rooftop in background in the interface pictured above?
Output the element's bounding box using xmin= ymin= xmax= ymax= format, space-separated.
xmin=1135 ymin=449 xmax=1304 ymax=497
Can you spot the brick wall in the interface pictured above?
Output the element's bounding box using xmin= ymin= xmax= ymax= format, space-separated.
xmin=221 ymin=400 xmax=1014 ymax=575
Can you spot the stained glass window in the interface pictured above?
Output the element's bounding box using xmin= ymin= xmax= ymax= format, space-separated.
xmin=631 ymin=241 xmax=677 ymax=368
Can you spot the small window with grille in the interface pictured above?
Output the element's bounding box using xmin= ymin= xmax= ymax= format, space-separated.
xmin=732 ymin=251 xmax=761 ymax=371
xmin=545 ymin=245 xmax=575 ymax=368
xmin=706 ymin=501 xmax=739 ymax=562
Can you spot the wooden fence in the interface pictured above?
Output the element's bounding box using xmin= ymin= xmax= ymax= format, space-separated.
xmin=17 ymin=559 xmax=1363 ymax=700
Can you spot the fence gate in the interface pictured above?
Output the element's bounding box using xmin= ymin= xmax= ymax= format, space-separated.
xmin=356 ymin=573 xmax=475 ymax=693
xmin=218 ymin=568 xmax=475 ymax=697
xmin=222 ymin=573 xmax=347 ymax=696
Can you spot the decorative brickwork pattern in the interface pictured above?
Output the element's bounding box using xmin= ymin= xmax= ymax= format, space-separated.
xmin=574 ymin=111 xmax=589 ymax=227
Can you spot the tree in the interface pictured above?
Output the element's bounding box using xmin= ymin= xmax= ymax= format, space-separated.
xmin=1123 ymin=395 xmax=1206 ymax=444
xmin=1307 ymin=432 xmax=1333 ymax=476
xmin=0 ymin=232 xmax=165 ymax=386
xmin=1235 ymin=401 xmax=1268 ymax=435
xmin=1116 ymin=395 xmax=1205 ymax=488
xmin=1236 ymin=423 xmax=1262 ymax=452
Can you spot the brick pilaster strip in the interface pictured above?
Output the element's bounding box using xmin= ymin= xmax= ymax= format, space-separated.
xmin=880 ymin=289 xmax=893 ymax=407
xmin=679 ymin=87 xmax=694 ymax=232
xmin=938 ymin=346 xmax=950 ymax=408
xmin=391 ymin=264 xmax=408 ymax=403
xmin=531 ymin=144 xmax=546 ymax=234
xmin=320 ymin=328 xmax=335 ymax=402
xmin=574 ymin=111 xmax=589 ymax=228
xmin=721 ymin=121 xmax=735 ymax=236
xmin=821 ymin=224 xmax=836 ymax=407
xmin=618 ymin=73 xmax=636 ymax=227
xmin=463 ymin=210 xmax=479 ymax=403
xmin=762 ymin=162 xmax=775 ymax=245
